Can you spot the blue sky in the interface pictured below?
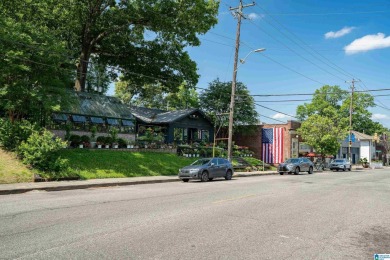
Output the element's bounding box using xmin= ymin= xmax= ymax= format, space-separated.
xmin=109 ymin=0 xmax=390 ymax=128
xmin=188 ymin=0 xmax=390 ymax=129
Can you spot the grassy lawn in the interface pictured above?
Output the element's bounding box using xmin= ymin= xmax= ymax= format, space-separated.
xmin=60 ymin=149 xmax=195 ymax=179
xmin=0 ymin=149 xmax=34 ymax=184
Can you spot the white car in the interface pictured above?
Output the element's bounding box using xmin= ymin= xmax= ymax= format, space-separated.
xmin=330 ymin=159 xmax=351 ymax=171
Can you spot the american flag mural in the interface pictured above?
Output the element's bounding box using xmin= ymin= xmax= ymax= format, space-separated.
xmin=262 ymin=128 xmax=284 ymax=164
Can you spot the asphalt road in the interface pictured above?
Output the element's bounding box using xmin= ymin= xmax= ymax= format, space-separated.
xmin=1 ymin=169 xmax=389 ymax=259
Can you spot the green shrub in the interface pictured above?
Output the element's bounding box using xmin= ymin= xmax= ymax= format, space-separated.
xmin=96 ymin=136 xmax=105 ymax=145
xmin=117 ymin=138 xmax=127 ymax=148
xmin=0 ymin=119 xmax=37 ymax=151
xmin=80 ymin=135 xmax=90 ymax=144
xmin=69 ymin=134 xmax=81 ymax=147
xmin=104 ymin=136 xmax=113 ymax=144
xmin=17 ymin=129 xmax=68 ymax=173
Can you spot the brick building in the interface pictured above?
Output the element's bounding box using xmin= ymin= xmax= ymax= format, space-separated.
xmin=233 ymin=120 xmax=303 ymax=164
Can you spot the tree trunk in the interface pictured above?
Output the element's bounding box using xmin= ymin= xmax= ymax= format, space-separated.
xmin=75 ymin=47 xmax=91 ymax=92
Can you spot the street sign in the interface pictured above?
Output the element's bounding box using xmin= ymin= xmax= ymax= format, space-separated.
xmin=344 ymin=133 xmax=355 ymax=143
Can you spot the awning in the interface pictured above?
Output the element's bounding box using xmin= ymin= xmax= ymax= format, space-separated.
xmin=90 ymin=117 xmax=104 ymax=124
xmin=107 ymin=118 xmax=119 ymax=126
xmin=122 ymin=120 xmax=134 ymax=127
xmin=306 ymin=152 xmax=317 ymax=157
xmin=52 ymin=113 xmax=68 ymax=122
xmin=71 ymin=115 xmax=86 ymax=123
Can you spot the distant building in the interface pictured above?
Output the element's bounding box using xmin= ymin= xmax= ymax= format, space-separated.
xmin=337 ymin=130 xmax=375 ymax=164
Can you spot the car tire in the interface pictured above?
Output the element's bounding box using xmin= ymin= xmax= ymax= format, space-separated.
xmin=208 ymin=178 xmax=213 ymax=181
xmin=182 ymin=179 xmax=189 ymax=182
xmin=200 ymin=171 xmax=209 ymax=182
xmin=294 ymin=167 xmax=300 ymax=175
xmin=343 ymin=166 xmax=346 ymax=171
xmin=336 ymin=169 xmax=339 ymax=171
xmin=348 ymin=166 xmax=352 ymax=171
xmin=279 ymin=172 xmax=284 ymax=175
xmin=225 ymin=170 xmax=233 ymax=180
xmin=308 ymin=166 xmax=313 ymax=174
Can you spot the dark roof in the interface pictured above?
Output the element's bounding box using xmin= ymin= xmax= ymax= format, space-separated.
xmin=64 ymin=92 xmax=134 ymax=119
xmin=131 ymin=107 xmax=211 ymax=124
xmin=61 ymin=91 xmax=210 ymax=124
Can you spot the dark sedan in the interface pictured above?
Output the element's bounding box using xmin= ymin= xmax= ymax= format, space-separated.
xmin=178 ymin=157 xmax=234 ymax=182
xmin=278 ymin=157 xmax=314 ymax=175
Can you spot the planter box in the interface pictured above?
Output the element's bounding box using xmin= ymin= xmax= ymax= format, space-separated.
xmin=113 ymin=144 xmax=119 ymax=149
xmin=97 ymin=144 xmax=102 ymax=149
xmin=105 ymin=145 xmax=110 ymax=149
xmin=79 ymin=144 xmax=84 ymax=149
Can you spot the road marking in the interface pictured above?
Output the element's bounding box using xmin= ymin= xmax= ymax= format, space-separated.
xmin=213 ymin=194 xmax=256 ymax=204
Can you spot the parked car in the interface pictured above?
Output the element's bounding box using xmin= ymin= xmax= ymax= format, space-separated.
xmin=278 ymin=157 xmax=314 ymax=175
xmin=178 ymin=157 xmax=234 ymax=182
xmin=329 ymin=158 xmax=351 ymax=171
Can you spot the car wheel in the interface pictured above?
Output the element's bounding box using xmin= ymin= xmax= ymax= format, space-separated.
xmin=294 ymin=167 xmax=300 ymax=175
xmin=308 ymin=166 xmax=313 ymax=174
xmin=348 ymin=166 xmax=352 ymax=171
xmin=208 ymin=178 xmax=213 ymax=181
xmin=343 ymin=166 xmax=346 ymax=171
xmin=225 ymin=170 xmax=233 ymax=180
xmin=200 ymin=171 xmax=209 ymax=182
xmin=279 ymin=172 xmax=284 ymax=175
xmin=182 ymin=179 xmax=189 ymax=182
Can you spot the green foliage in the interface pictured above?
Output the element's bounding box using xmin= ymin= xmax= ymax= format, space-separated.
xmin=297 ymin=115 xmax=347 ymax=156
xmin=96 ymin=136 xmax=106 ymax=145
xmin=64 ymin=124 xmax=72 ymax=141
xmin=80 ymin=135 xmax=90 ymax=144
xmin=117 ymin=138 xmax=127 ymax=148
xmin=17 ymin=129 xmax=68 ymax=173
xmin=0 ymin=118 xmax=37 ymax=151
xmin=90 ymin=126 xmax=97 ymax=141
xmin=69 ymin=134 xmax=81 ymax=147
xmin=200 ymin=79 xmax=258 ymax=133
xmin=109 ymin=127 xmax=119 ymax=143
xmin=0 ymin=6 xmax=73 ymax=123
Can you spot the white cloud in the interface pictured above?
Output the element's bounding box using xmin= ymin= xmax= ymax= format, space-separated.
xmin=248 ymin=13 xmax=263 ymax=20
xmin=344 ymin=33 xmax=390 ymax=54
xmin=272 ymin=113 xmax=291 ymax=119
xmin=325 ymin=26 xmax=355 ymax=39
xmin=372 ymin=113 xmax=390 ymax=120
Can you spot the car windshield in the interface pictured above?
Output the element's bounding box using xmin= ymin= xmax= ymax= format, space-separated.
xmin=285 ymin=158 xmax=299 ymax=163
xmin=191 ymin=159 xmax=211 ymax=166
xmin=334 ymin=160 xmax=345 ymax=163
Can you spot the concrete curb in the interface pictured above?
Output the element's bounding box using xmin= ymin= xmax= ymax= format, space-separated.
xmin=0 ymin=171 xmax=278 ymax=195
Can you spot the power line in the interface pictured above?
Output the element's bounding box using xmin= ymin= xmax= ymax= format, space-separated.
xmin=255 ymin=5 xmax=357 ymax=80
xmin=254 ymin=102 xmax=298 ymax=119
xmin=259 ymin=114 xmax=287 ymax=124
xmin=245 ymin=18 xmax=348 ymax=83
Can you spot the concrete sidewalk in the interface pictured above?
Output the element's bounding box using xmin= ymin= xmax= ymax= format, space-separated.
xmin=0 ymin=171 xmax=278 ymax=195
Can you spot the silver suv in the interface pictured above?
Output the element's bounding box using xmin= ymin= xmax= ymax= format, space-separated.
xmin=330 ymin=159 xmax=351 ymax=171
xmin=278 ymin=157 xmax=314 ymax=175
xmin=178 ymin=158 xmax=234 ymax=182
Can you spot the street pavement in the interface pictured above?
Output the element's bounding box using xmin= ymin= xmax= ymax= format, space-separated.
xmin=0 ymin=166 xmax=371 ymax=195
xmin=0 ymin=168 xmax=389 ymax=259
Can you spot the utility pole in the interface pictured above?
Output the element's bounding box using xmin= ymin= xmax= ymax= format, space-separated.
xmin=346 ymin=79 xmax=360 ymax=163
xmin=227 ymin=0 xmax=255 ymax=162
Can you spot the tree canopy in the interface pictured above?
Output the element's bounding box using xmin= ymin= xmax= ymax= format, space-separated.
xmin=16 ymin=0 xmax=220 ymax=94
xmin=199 ymin=79 xmax=259 ymax=133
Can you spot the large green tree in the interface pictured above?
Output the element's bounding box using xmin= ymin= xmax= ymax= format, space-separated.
xmin=1 ymin=0 xmax=219 ymax=94
xmin=297 ymin=85 xmax=380 ymax=134
xmin=199 ymin=79 xmax=259 ymax=135
xmin=0 ymin=6 xmax=72 ymax=123
xmin=297 ymin=115 xmax=347 ymax=156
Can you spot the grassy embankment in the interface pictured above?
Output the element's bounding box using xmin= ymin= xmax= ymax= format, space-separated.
xmin=60 ymin=149 xmax=195 ymax=179
xmin=1 ymin=148 xmax=274 ymax=183
xmin=0 ymin=149 xmax=34 ymax=184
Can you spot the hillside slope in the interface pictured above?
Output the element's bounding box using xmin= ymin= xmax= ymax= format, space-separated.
xmin=0 ymin=149 xmax=33 ymax=184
